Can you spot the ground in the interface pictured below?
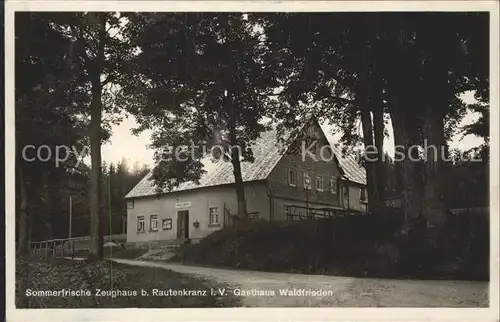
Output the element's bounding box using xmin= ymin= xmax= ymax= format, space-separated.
xmin=16 ymin=258 xmax=240 ymax=308
xmin=112 ymin=258 xmax=489 ymax=307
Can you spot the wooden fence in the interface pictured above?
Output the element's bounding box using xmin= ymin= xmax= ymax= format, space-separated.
xmin=29 ymin=238 xmax=82 ymax=259
xmin=284 ymin=204 xmax=367 ymax=220
xmin=27 ymin=234 xmax=126 ymax=259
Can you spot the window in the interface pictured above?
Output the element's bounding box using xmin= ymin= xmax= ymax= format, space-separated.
xmin=126 ymin=200 xmax=134 ymax=209
xmin=360 ymin=188 xmax=367 ymax=202
xmin=330 ymin=178 xmax=337 ymax=194
xmin=150 ymin=215 xmax=159 ymax=231
xmin=209 ymin=207 xmax=220 ymax=226
xmin=316 ymin=176 xmax=324 ymax=191
xmin=137 ymin=216 xmax=145 ymax=232
xmin=162 ymin=218 xmax=172 ymax=230
xmin=288 ymin=169 xmax=296 ymax=186
xmin=303 ymin=172 xmax=312 ymax=189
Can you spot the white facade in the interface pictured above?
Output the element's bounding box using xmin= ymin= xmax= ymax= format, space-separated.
xmin=126 ymin=182 xmax=269 ymax=245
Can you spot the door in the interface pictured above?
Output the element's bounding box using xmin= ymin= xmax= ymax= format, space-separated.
xmin=176 ymin=210 xmax=189 ymax=240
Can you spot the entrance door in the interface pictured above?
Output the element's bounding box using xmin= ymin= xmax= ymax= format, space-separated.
xmin=177 ymin=210 xmax=189 ymax=240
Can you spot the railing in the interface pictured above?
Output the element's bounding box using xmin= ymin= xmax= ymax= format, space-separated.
xmin=284 ymin=205 xmax=366 ymax=220
xmin=27 ymin=234 xmax=126 ymax=259
xmin=28 ymin=237 xmax=83 ymax=259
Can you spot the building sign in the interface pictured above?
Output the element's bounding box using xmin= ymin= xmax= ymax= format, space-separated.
xmin=175 ymin=201 xmax=191 ymax=209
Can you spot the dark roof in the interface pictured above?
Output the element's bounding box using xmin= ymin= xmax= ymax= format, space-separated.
xmin=126 ymin=127 xmax=366 ymax=199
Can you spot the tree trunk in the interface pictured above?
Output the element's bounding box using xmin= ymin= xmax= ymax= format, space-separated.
xmin=225 ymin=84 xmax=248 ymax=220
xmin=360 ymin=104 xmax=378 ymax=213
xmin=88 ymin=13 xmax=105 ymax=260
xmin=421 ymin=106 xmax=447 ymax=229
xmin=122 ymin=216 xmax=126 ymax=234
xmin=231 ymin=156 xmax=248 ymax=220
xmin=383 ymin=27 xmax=426 ymax=234
xmin=390 ymin=103 xmax=422 ymax=233
xmin=372 ymin=98 xmax=386 ymax=205
xmin=48 ymin=173 xmax=61 ymax=239
xmin=229 ymin=124 xmax=248 ymax=220
xmin=89 ymin=93 xmax=103 ymax=259
xmin=420 ymin=60 xmax=449 ymax=231
xmin=17 ymin=166 xmax=29 ymax=256
xmin=357 ymin=52 xmax=385 ymax=212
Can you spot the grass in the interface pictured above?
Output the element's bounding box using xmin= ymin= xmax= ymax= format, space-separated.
xmin=69 ymin=246 xmax=148 ymax=260
xmin=103 ymin=247 xmax=147 ymax=259
xmin=16 ymin=257 xmax=241 ymax=308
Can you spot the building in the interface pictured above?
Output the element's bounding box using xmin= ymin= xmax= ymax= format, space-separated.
xmin=125 ymin=122 xmax=367 ymax=247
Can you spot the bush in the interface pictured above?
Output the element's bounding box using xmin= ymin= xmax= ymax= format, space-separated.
xmin=171 ymin=211 xmax=489 ymax=281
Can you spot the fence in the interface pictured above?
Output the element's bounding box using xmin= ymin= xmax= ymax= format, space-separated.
xmin=27 ymin=234 xmax=126 ymax=259
xmin=29 ymin=237 xmax=82 ymax=259
xmin=284 ymin=204 xmax=367 ymax=220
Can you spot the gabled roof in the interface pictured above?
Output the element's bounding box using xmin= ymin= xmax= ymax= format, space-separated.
xmin=330 ymin=144 xmax=367 ymax=185
xmin=125 ymin=126 xmax=366 ymax=199
xmin=125 ymin=129 xmax=285 ymax=199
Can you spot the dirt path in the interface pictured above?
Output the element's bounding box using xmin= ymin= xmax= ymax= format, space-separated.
xmin=111 ymin=258 xmax=488 ymax=307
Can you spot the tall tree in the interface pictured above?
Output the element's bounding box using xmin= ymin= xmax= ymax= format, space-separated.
xmin=379 ymin=13 xmax=489 ymax=231
xmin=123 ymin=13 xmax=279 ymax=219
xmin=48 ymin=12 xmax=134 ymax=259
xmin=259 ymin=13 xmax=389 ymax=212
xmin=16 ymin=12 xmax=134 ymax=258
xmin=259 ymin=12 xmax=488 ymax=235
xmin=15 ymin=13 xmax=89 ymax=254
xmin=15 ymin=8 xmax=148 ymax=245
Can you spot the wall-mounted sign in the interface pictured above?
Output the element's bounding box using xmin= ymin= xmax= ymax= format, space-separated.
xmin=175 ymin=201 xmax=191 ymax=209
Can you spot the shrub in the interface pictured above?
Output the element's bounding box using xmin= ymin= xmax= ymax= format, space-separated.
xmin=171 ymin=211 xmax=488 ymax=281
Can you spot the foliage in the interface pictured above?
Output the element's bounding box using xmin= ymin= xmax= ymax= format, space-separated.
xmin=15 ymin=12 xmax=140 ymax=256
xmin=28 ymin=159 xmax=148 ymax=241
xmin=100 ymin=160 xmax=149 ymax=236
xmin=442 ymin=149 xmax=489 ymax=209
xmin=172 ymin=212 xmax=488 ymax=281
xmin=15 ymin=13 xmax=91 ymax=250
xmin=257 ymin=12 xmax=489 ymax=226
xmin=461 ymin=103 xmax=489 ymax=145
xmin=121 ymin=13 xmax=279 ymax=199
xmin=16 ymin=12 xmax=490 ymax=250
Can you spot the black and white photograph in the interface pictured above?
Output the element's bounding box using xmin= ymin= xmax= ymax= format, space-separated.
xmin=4 ymin=1 xmax=499 ymax=321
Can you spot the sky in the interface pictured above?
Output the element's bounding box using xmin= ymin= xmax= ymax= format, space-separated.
xmin=100 ymin=94 xmax=484 ymax=167
xmin=101 ymin=115 xmax=154 ymax=168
